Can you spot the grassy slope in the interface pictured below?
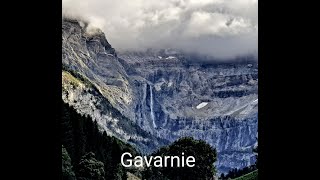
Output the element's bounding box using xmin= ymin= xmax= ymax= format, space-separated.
xmin=127 ymin=172 xmax=141 ymax=180
xmin=232 ymin=170 xmax=258 ymax=180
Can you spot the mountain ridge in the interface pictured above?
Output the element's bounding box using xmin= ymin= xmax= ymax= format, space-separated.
xmin=62 ymin=18 xmax=258 ymax=173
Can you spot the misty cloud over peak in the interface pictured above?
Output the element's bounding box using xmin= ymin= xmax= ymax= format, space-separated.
xmin=63 ymin=0 xmax=257 ymax=59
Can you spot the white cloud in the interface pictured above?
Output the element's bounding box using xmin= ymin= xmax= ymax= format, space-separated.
xmin=63 ymin=0 xmax=258 ymax=59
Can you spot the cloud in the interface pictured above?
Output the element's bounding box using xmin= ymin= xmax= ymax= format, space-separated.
xmin=63 ymin=0 xmax=257 ymax=59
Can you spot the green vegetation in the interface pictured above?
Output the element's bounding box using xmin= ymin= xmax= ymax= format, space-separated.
xmin=62 ymin=100 xmax=217 ymax=180
xmin=62 ymin=145 xmax=76 ymax=180
xmin=61 ymin=100 xmax=139 ymax=180
xmin=62 ymin=101 xmax=219 ymax=179
xmin=62 ymin=65 xmax=95 ymax=89
xmin=62 ymin=95 xmax=256 ymax=180
xmin=142 ymin=137 xmax=217 ymax=180
xmin=62 ymin=71 xmax=84 ymax=90
xmin=77 ymin=152 xmax=105 ymax=180
xmin=232 ymin=170 xmax=258 ymax=180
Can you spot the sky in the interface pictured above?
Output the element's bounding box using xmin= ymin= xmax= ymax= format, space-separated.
xmin=62 ymin=0 xmax=258 ymax=59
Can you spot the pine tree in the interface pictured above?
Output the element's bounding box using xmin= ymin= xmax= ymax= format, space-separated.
xmin=77 ymin=152 xmax=105 ymax=180
xmin=62 ymin=145 xmax=76 ymax=180
xmin=61 ymin=103 xmax=75 ymax=161
xmin=61 ymin=101 xmax=139 ymax=179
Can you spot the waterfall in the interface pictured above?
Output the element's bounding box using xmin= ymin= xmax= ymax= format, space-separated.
xmin=150 ymin=85 xmax=156 ymax=128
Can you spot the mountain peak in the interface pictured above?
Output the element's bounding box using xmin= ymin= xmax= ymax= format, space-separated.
xmin=62 ymin=17 xmax=258 ymax=174
xmin=63 ymin=18 xmax=116 ymax=56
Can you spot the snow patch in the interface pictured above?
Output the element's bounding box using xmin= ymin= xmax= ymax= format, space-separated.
xmin=158 ymin=56 xmax=162 ymax=59
xmin=165 ymin=56 xmax=176 ymax=59
xmin=154 ymin=82 xmax=164 ymax=91
xmin=196 ymin=102 xmax=208 ymax=109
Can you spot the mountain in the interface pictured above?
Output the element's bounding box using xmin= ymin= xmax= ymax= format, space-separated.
xmin=62 ymin=18 xmax=258 ymax=174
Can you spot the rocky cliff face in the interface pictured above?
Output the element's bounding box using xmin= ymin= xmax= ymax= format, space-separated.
xmin=62 ymin=19 xmax=258 ymax=174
